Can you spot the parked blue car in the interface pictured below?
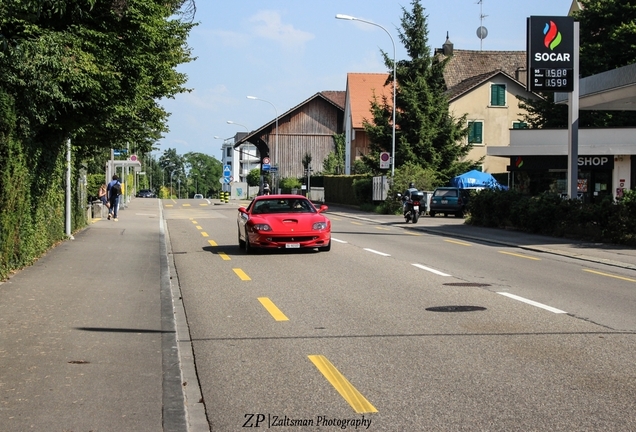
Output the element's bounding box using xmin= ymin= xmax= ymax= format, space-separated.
xmin=429 ymin=187 xmax=471 ymax=218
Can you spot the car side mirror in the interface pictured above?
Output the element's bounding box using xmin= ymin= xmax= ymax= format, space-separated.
xmin=317 ymin=204 xmax=328 ymax=213
xmin=238 ymin=207 xmax=247 ymax=215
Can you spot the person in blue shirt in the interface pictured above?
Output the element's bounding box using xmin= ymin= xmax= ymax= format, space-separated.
xmin=106 ymin=175 xmax=122 ymax=221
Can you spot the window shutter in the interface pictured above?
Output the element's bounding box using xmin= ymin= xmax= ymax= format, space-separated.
xmin=468 ymin=121 xmax=483 ymax=144
xmin=491 ymin=84 xmax=505 ymax=106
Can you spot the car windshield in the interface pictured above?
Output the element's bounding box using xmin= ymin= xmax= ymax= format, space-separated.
xmin=251 ymin=198 xmax=316 ymax=214
xmin=434 ymin=189 xmax=458 ymax=197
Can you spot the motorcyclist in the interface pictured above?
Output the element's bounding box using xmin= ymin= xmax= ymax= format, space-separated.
xmin=402 ymin=182 xmax=418 ymax=212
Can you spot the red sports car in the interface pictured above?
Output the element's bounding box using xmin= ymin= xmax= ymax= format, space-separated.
xmin=237 ymin=195 xmax=331 ymax=253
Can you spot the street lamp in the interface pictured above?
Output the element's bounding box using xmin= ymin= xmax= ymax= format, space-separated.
xmin=246 ymin=96 xmax=278 ymax=167
xmin=162 ymin=164 xmax=174 ymax=194
xmin=170 ymin=170 xmax=176 ymax=199
xmin=336 ymin=13 xmax=397 ymax=178
xmin=227 ymin=120 xmax=249 ymax=133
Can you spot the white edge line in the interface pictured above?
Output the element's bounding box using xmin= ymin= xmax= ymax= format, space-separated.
xmin=412 ymin=263 xmax=451 ymax=277
xmin=331 ymin=238 xmax=348 ymax=244
xmin=363 ymin=248 xmax=391 ymax=257
xmin=497 ymin=292 xmax=567 ymax=314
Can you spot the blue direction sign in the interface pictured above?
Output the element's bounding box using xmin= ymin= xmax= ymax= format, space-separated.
xmin=269 ymin=166 xmax=278 ymax=173
xmin=223 ymin=165 xmax=231 ymax=178
xmin=262 ymin=164 xmax=271 ymax=171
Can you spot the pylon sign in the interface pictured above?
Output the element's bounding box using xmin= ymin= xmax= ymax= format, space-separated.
xmin=527 ymin=16 xmax=574 ymax=93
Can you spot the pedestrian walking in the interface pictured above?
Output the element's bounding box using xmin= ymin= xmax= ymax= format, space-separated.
xmin=98 ymin=183 xmax=108 ymax=206
xmin=107 ymin=175 xmax=122 ymax=221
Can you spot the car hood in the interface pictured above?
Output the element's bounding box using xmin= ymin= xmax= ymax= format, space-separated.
xmin=250 ymin=213 xmax=328 ymax=232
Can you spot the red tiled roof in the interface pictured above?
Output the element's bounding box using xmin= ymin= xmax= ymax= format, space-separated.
xmin=347 ymin=73 xmax=391 ymax=129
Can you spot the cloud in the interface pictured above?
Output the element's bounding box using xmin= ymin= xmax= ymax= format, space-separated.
xmin=180 ymin=85 xmax=234 ymax=111
xmin=248 ymin=10 xmax=314 ymax=50
xmin=205 ymin=29 xmax=250 ymax=49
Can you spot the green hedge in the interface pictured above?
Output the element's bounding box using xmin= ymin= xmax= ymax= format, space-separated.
xmin=468 ymin=188 xmax=636 ymax=245
xmin=0 ymin=92 xmax=86 ymax=280
xmin=323 ymin=175 xmax=370 ymax=205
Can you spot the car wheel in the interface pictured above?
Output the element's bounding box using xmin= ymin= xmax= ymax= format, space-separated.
xmin=319 ymin=240 xmax=331 ymax=252
xmin=429 ymin=211 xmax=436 ymax=217
xmin=238 ymin=228 xmax=245 ymax=249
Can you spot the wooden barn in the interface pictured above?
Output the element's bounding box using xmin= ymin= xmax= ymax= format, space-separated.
xmin=235 ymin=91 xmax=345 ymax=180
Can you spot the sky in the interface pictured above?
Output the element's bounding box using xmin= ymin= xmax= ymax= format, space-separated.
xmin=157 ymin=0 xmax=575 ymax=161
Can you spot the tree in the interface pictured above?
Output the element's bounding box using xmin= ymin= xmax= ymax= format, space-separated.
xmin=247 ymin=168 xmax=269 ymax=187
xmin=183 ymin=152 xmax=222 ymax=198
xmin=0 ymin=0 xmax=196 ymax=154
xmin=520 ymin=0 xmax=636 ymax=128
xmin=322 ymin=133 xmax=345 ymax=175
xmin=362 ymin=0 xmax=473 ymax=183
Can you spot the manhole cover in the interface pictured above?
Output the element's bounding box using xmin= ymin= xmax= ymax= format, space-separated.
xmin=426 ymin=306 xmax=487 ymax=312
xmin=443 ymin=282 xmax=491 ymax=287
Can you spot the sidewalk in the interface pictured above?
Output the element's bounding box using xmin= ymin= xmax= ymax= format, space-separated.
xmin=0 ymin=198 xmax=193 ymax=432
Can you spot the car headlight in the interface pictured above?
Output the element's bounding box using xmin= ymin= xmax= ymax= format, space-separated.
xmin=252 ymin=224 xmax=272 ymax=231
xmin=313 ymin=222 xmax=327 ymax=230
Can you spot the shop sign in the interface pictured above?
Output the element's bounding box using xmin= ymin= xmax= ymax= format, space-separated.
xmin=509 ymin=155 xmax=614 ymax=171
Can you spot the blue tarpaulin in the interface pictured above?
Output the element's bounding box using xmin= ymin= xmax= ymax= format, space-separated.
xmin=451 ymin=170 xmax=506 ymax=189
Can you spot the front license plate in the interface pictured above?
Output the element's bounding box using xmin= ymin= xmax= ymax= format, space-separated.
xmin=413 ymin=205 xmax=419 ymax=212
xmin=285 ymin=243 xmax=300 ymax=249
xmin=441 ymin=200 xmax=448 ymax=204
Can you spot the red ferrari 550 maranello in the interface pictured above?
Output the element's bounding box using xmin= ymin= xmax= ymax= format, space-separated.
xmin=237 ymin=194 xmax=331 ymax=253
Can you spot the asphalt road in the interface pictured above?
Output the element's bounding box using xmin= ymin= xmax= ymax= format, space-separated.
xmin=164 ymin=199 xmax=636 ymax=431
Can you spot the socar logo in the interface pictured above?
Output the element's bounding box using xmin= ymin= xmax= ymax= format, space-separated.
xmin=543 ymin=21 xmax=562 ymax=50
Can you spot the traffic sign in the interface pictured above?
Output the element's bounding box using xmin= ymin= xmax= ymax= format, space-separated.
xmin=380 ymin=152 xmax=390 ymax=169
xmin=223 ymin=165 xmax=231 ymax=176
xmin=262 ymin=164 xmax=271 ymax=171
xmin=262 ymin=157 xmax=270 ymax=164
xmin=269 ymin=166 xmax=278 ymax=173
xmin=129 ymin=154 xmax=138 ymax=162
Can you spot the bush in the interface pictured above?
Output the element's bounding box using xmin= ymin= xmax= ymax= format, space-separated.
xmin=279 ymin=177 xmax=301 ymax=193
xmin=352 ymin=177 xmax=373 ymax=204
xmin=380 ymin=163 xmax=438 ymax=214
xmin=468 ymin=188 xmax=636 ymax=246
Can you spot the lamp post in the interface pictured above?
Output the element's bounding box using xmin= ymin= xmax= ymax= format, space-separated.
xmin=162 ymin=164 xmax=174 ymax=198
xmin=336 ymin=14 xmax=396 ymax=178
xmin=170 ymin=170 xmax=176 ymax=199
xmin=246 ymin=96 xmax=278 ymax=165
xmin=227 ymin=120 xmax=249 ymax=133
xmin=247 ymin=96 xmax=278 ymax=194
xmin=227 ymin=120 xmax=252 ymax=185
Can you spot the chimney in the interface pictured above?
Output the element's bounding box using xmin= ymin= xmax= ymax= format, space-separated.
xmin=443 ymin=32 xmax=454 ymax=56
xmin=516 ymin=67 xmax=527 ymax=86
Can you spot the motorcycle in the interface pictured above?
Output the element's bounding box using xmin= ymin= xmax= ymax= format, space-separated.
xmin=398 ymin=190 xmax=425 ymax=223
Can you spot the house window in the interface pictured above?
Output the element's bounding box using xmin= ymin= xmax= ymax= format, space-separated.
xmin=512 ymin=121 xmax=528 ymax=129
xmin=226 ymin=147 xmax=232 ymax=157
xmin=468 ymin=120 xmax=483 ymax=145
xmin=490 ymin=84 xmax=506 ymax=106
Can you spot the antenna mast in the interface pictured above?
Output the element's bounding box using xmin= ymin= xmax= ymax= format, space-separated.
xmin=476 ymin=0 xmax=488 ymax=51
